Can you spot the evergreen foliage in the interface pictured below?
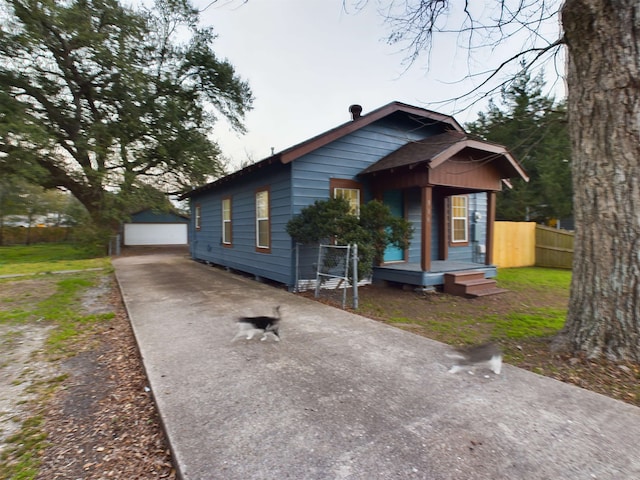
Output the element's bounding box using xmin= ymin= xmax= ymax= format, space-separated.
xmin=287 ymin=197 xmax=413 ymax=278
xmin=466 ymin=71 xmax=571 ymax=224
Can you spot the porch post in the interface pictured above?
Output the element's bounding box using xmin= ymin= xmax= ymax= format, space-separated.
xmin=486 ymin=191 xmax=496 ymax=265
xmin=421 ymin=186 xmax=432 ymax=271
xmin=439 ymin=194 xmax=448 ymax=260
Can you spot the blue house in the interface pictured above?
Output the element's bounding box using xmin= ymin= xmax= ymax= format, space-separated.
xmin=181 ymin=102 xmax=527 ymax=294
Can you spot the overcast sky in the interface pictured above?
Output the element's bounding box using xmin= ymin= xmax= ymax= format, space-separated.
xmin=194 ymin=0 xmax=565 ymax=169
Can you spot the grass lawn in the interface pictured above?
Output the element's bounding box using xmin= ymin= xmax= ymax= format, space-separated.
xmin=0 ymin=243 xmax=111 ymax=276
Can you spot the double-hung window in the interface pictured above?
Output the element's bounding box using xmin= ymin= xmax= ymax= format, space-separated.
xmin=451 ymin=195 xmax=468 ymax=244
xmin=330 ymin=178 xmax=362 ymax=216
xmin=195 ymin=204 xmax=202 ymax=231
xmin=255 ymin=187 xmax=270 ymax=251
xmin=222 ymin=197 xmax=232 ymax=246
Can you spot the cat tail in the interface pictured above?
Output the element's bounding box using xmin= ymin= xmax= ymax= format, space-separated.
xmin=444 ymin=352 xmax=467 ymax=359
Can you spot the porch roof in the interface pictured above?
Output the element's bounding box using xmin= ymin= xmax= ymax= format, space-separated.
xmin=359 ymin=131 xmax=529 ymax=182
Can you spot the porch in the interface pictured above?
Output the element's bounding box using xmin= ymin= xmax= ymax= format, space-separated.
xmin=360 ymin=130 xmax=528 ymax=291
xmin=372 ymin=260 xmax=497 ymax=288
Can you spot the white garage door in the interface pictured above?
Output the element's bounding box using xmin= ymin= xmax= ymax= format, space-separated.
xmin=123 ymin=223 xmax=188 ymax=246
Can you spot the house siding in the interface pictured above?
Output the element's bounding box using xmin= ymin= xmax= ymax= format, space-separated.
xmin=291 ymin=118 xmax=440 ymax=215
xmin=289 ymin=119 xmax=442 ymax=283
xmin=448 ymin=192 xmax=488 ymax=263
xmin=406 ymin=188 xmax=422 ymax=263
xmin=186 ymin=108 xmax=501 ymax=288
xmin=404 ymin=190 xmax=488 ymax=264
xmin=470 ymin=192 xmax=489 ymax=262
xmin=189 ymin=164 xmax=293 ymax=285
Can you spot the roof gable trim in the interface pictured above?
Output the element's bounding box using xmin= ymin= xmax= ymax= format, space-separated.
xmin=279 ymin=101 xmax=464 ymax=164
xmin=430 ymin=139 xmax=529 ymax=182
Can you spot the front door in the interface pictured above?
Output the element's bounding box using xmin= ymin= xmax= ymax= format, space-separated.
xmin=383 ymin=189 xmax=405 ymax=262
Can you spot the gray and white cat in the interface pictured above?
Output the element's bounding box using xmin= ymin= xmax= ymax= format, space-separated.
xmin=447 ymin=343 xmax=502 ymax=374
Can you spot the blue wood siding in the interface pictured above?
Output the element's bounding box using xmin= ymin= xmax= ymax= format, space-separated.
xmin=190 ymin=164 xmax=293 ymax=285
xmin=404 ymin=189 xmax=442 ymax=263
xmin=290 ymin=120 xmax=439 ymax=280
xmin=470 ymin=192 xmax=488 ymax=262
xmin=405 ymin=190 xmax=487 ymax=264
xmin=431 ymin=195 xmax=442 ymax=261
xmin=186 ymin=114 xmax=488 ymax=287
xmin=291 ymin=119 xmax=436 ymax=215
xmin=448 ymin=192 xmax=488 ymax=263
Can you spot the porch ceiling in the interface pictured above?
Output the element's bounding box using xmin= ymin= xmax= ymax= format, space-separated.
xmin=359 ymin=131 xmax=528 ymax=182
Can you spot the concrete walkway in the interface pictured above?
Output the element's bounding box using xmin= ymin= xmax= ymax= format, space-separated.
xmin=113 ymin=253 xmax=640 ymax=480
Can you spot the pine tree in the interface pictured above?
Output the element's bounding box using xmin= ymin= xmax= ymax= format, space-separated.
xmin=467 ymin=71 xmax=571 ymax=224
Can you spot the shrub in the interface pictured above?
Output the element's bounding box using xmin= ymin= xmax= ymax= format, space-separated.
xmin=287 ymin=197 xmax=413 ymax=279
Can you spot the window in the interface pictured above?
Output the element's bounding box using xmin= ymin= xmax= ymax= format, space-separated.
xmin=255 ymin=188 xmax=270 ymax=251
xmin=334 ymin=188 xmax=360 ymax=215
xmin=451 ymin=195 xmax=468 ymax=243
xmin=330 ymin=178 xmax=362 ymax=216
xmin=195 ymin=204 xmax=202 ymax=231
xmin=222 ymin=197 xmax=232 ymax=246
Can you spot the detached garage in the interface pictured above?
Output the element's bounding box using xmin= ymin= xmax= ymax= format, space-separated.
xmin=123 ymin=209 xmax=189 ymax=246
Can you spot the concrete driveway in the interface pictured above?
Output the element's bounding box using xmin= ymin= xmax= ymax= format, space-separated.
xmin=113 ymin=253 xmax=640 ymax=480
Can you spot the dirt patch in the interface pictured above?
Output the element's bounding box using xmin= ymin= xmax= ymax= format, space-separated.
xmin=0 ymin=279 xmax=57 ymax=312
xmin=0 ymin=274 xmax=175 ymax=479
xmin=36 ymin=280 xmax=175 ymax=479
xmin=0 ymin=323 xmax=54 ymax=455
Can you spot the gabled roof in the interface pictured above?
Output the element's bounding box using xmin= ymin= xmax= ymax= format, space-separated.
xmin=128 ymin=208 xmax=190 ymax=222
xmin=179 ymin=102 xmax=464 ymax=199
xmin=360 ymin=130 xmax=529 ymax=181
xmin=277 ymin=101 xmax=464 ymax=164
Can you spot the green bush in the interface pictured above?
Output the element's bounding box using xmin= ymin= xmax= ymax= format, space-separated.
xmin=287 ymin=197 xmax=413 ymax=279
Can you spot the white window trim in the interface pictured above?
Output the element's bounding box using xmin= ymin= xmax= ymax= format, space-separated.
xmin=195 ymin=204 xmax=202 ymax=231
xmin=333 ymin=187 xmax=361 ymax=216
xmin=222 ymin=197 xmax=232 ymax=245
xmin=451 ymin=195 xmax=468 ymax=244
xmin=255 ymin=189 xmax=270 ymax=250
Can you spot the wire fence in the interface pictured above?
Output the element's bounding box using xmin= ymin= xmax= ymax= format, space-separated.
xmin=294 ymin=243 xmax=360 ymax=309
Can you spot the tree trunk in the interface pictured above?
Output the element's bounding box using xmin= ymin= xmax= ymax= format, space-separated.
xmin=559 ymin=0 xmax=640 ymax=360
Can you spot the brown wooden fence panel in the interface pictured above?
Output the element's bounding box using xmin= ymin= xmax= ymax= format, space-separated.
xmin=0 ymin=226 xmax=73 ymax=246
xmin=535 ymin=225 xmax=574 ymax=269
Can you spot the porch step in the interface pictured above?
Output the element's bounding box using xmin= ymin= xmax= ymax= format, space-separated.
xmin=443 ymin=271 xmax=508 ymax=298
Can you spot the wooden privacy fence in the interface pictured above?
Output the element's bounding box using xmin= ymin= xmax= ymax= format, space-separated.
xmin=492 ymin=222 xmax=574 ymax=269
xmin=535 ymin=224 xmax=574 ymax=269
xmin=492 ymin=222 xmax=536 ymax=268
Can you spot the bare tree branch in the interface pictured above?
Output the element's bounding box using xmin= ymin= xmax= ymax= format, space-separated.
xmin=349 ymin=0 xmax=565 ymax=111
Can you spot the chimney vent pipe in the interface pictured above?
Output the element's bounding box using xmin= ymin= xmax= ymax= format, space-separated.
xmin=349 ymin=104 xmax=363 ymax=120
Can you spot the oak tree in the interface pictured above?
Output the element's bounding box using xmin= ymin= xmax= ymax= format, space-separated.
xmin=359 ymin=0 xmax=640 ymax=361
xmin=0 ymin=0 xmax=252 ymax=234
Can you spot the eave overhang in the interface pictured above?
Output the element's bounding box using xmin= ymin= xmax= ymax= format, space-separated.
xmin=179 ymin=102 xmax=465 ymax=199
